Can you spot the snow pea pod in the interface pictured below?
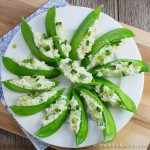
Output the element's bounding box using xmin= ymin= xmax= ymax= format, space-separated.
xmin=93 ymin=77 xmax=137 ymax=113
xmin=69 ymin=5 xmax=103 ymax=60
xmin=77 ymin=87 xmax=116 ymax=142
xmin=89 ymin=59 xmax=150 ymax=77
xmin=35 ymin=88 xmax=72 ymax=137
xmin=21 ymin=18 xmax=59 ymax=67
xmin=45 ymin=6 xmax=67 ymax=58
xmin=2 ymin=56 xmax=61 ymax=78
xmin=71 ymin=89 xmax=88 ymax=146
xmin=2 ymin=76 xmax=59 ymax=93
xmin=81 ymin=28 xmax=135 ymax=68
xmin=9 ymin=89 xmax=64 ymax=116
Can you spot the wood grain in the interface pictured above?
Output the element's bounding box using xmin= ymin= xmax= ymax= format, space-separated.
xmin=66 ymin=0 xmax=118 ymax=19
xmin=118 ymin=0 xmax=150 ymax=32
xmin=0 ymin=0 xmax=150 ymax=150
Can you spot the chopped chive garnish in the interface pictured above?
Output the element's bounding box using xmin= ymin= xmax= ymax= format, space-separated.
xmin=43 ymin=33 xmax=49 ymax=39
xmin=122 ymin=71 xmax=128 ymax=76
xmin=105 ymin=50 xmax=111 ymax=56
xmin=71 ymin=69 xmax=77 ymax=74
xmin=61 ymin=40 xmax=67 ymax=45
xmin=56 ymin=22 xmax=62 ymax=26
xmin=80 ymin=74 xmax=87 ymax=79
xmin=67 ymin=61 xmax=72 ymax=66
xmin=96 ymin=107 xmax=101 ymax=112
xmin=86 ymin=40 xmax=90 ymax=46
xmin=12 ymin=44 xmax=17 ymax=49
xmin=128 ymin=62 xmax=132 ymax=65
xmin=43 ymin=45 xmax=50 ymax=51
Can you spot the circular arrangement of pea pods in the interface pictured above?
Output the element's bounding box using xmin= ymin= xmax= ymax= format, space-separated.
xmin=2 ymin=4 xmax=150 ymax=147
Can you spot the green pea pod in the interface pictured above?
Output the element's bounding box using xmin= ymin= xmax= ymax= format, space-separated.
xmin=2 ymin=56 xmax=61 ymax=78
xmin=35 ymin=88 xmax=72 ymax=137
xmin=93 ymin=77 xmax=137 ymax=113
xmin=21 ymin=18 xmax=59 ymax=67
xmin=45 ymin=6 xmax=67 ymax=58
xmin=72 ymin=89 xmax=88 ymax=146
xmin=69 ymin=5 xmax=103 ymax=60
xmin=81 ymin=28 xmax=135 ymax=68
xmin=77 ymin=86 xmax=116 ymax=142
xmin=9 ymin=89 xmax=64 ymax=116
xmin=2 ymin=76 xmax=59 ymax=93
xmin=89 ymin=59 xmax=150 ymax=77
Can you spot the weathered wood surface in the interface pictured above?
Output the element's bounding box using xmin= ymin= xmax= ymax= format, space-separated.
xmin=0 ymin=0 xmax=150 ymax=150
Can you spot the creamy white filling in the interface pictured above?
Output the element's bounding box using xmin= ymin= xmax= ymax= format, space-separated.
xmin=16 ymin=90 xmax=57 ymax=106
xmin=80 ymin=92 xmax=105 ymax=130
xmin=10 ymin=75 xmax=55 ymax=90
xmin=42 ymin=95 xmax=67 ymax=126
xmin=15 ymin=57 xmax=53 ymax=70
xmin=32 ymin=30 xmax=60 ymax=58
xmin=55 ymin=16 xmax=71 ymax=57
xmin=95 ymin=85 xmax=120 ymax=105
xmin=87 ymin=39 xmax=128 ymax=69
xmin=77 ymin=20 xmax=98 ymax=59
xmin=68 ymin=96 xmax=81 ymax=134
xmin=97 ymin=61 xmax=141 ymax=77
xmin=59 ymin=58 xmax=93 ymax=83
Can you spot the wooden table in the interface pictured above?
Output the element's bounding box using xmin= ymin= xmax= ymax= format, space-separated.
xmin=0 ymin=0 xmax=150 ymax=150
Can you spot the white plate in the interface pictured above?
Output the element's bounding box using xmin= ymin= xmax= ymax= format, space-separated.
xmin=1 ymin=6 xmax=144 ymax=148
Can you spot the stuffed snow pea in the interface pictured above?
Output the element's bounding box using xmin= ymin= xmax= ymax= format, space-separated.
xmin=45 ymin=5 xmax=71 ymax=58
xmin=2 ymin=75 xmax=59 ymax=93
xmin=21 ymin=18 xmax=59 ymax=67
xmin=59 ymin=58 xmax=93 ymax=84
xmin=78 ymin=87 xmax=116 ymax=142
xmin=81 ymin=28 xmax=135 ymax=69
xmin=35 ymin=88 xmax=72 ymax=137
xmin=89 ymin=59 xmax=150 ymax=77
xmin=93 ymin=77 xmax=137 ymax=113
xmin=10 ymin=89 xmax=64 ymax=116
xmin=2 ymin=56 xmax=61 ymax=78
xmin=68 ymin=89 xmax=88 ymax=146
xmin=70 ymin=5 xmax=103 ymax=60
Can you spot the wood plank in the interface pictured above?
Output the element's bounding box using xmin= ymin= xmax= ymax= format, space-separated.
xmin=0 ymin=26 xmax=150 ymax=149
xmin=118 ymin=0 xmax=150 ymax=32
xmin=66 ymin=0 xmax=118 ymax=19
xmin=0 ymin=0 xmax=47 ymax=36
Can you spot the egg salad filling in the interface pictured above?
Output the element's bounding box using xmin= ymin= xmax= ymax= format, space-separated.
xmin=68 ymin=96 xmax=81 ymax=134
xmin=87 ymin=39 xmax=128 ymax=69
xmin=80 ymin=91 xmax=105 ymax=130
xmin=96 ymin=61 xmax=141 ymax=77
xmin=77 ymin=20 xmax=98 ymax=59
xmin=10 ymin=75 xmax=56 ymax=90
xmin=59 ymin=58 xmax=93 ymax=83
xmin=32 ymin=30 xmax=60 ymax=58
xmin=42 ymin=95 xmax=67 ymax=126
xmin=16 ymin=90 xmax=57 ymax=106
xmin=55 ymin=16 xmax=71 ymax=57
xmin=15 ymin=57 xmax=54 ymax=70
xmin=95 ymin=84 xmax=121 ymax=105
